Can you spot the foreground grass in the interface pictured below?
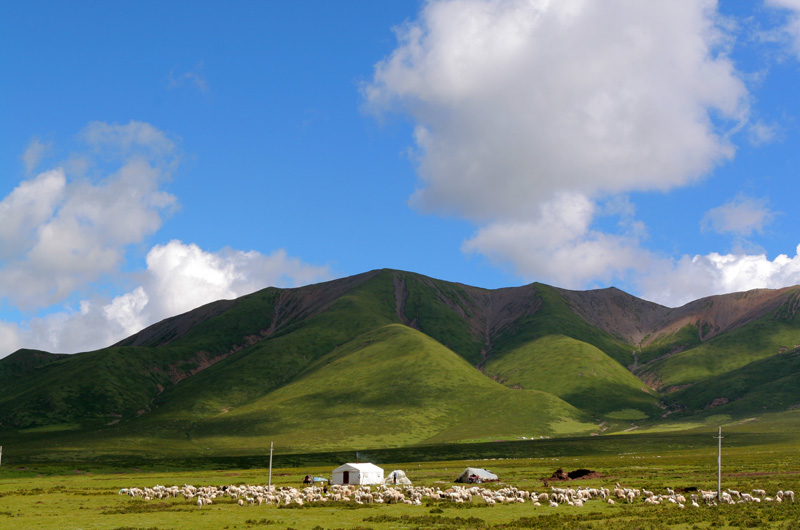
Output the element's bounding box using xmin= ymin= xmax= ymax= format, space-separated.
xmin=1 ymin=437 xmax=799 ymax=530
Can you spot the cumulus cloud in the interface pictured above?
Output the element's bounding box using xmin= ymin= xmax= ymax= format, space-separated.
xmin=1 ymin=240 xmax=331 ymax=357
xmin=701 ymin=195 xmax=777 ymax=236
xmin=0 ymin=121 xmax=177 ymax=308
xmin=0 ymin=122 xmax=331 ymax=359
xmin=130 ymin=240 xmax=330 ymax=328
xmin=462 ymin=192 xmax=652 ymax=288
xmin=465 ymin=201 xmax=800 ymax=307
xmin=637 ymin=246 xmax=800 ymax=307
xmin=0 ymin=121 xmax=331 ymax=357
xmin=365 ymin=0 xmax=748 ymax=221
xmin=364 ymin=0 xmax=798 ymax=308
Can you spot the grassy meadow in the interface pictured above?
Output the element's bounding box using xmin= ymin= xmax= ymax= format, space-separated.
xmin=2 ymin=420 xmax=800 ymax=530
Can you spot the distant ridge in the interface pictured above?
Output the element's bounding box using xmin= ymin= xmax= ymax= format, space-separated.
xmin=2 ymin=268 xmax=800 ymax=457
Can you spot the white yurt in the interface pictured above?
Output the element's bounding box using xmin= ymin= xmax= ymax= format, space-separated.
xmin=331 ymin=463 xmax=384 ymax=485
xmin=383 ymin=469 xmax=412 ymax=485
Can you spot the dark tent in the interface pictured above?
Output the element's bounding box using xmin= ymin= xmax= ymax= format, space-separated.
xmin=455 ymin=467 xmax=499 ymax=483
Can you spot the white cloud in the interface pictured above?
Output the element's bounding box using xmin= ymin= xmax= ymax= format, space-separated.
xmin=701 ymin=195 xmax=777 ymax=236
xmin=0 ymin=122 xmax=177 ymax=308
xmin=365 ymin=0 xmax=748 ymax=220
xmin=21 ymin=138 xmax=52 ymax=173
xmin=0 ymin=122 xmax=331 ymax=359
xmin=0 ymin=169 xmax=66 ymax=260
xmin=464 ymin=196 xmax=800 ymax=307
xmin=766 ymin=0 xmax=800 ymax=58
xmin=637 ymin=246 xmax=800 ymax=307
xmin=0 ymin=241 xmax=331 ymax=358
xmin=104 ymin=287 xmax=149 ymax=338
xmin=365 ymin=0 xmax=800 ymax=310
xmin=82 ymin=120 xmax=178 ymax=166
xmin=463 ymin=193 xmax=652 ymax=288
xmin=0 ymin=321 xmax=22 ymax=354
xmin=748 ymin=120 xmax=780 ymax=146
xmin=137 ymin=240 xmax=330 ymax=323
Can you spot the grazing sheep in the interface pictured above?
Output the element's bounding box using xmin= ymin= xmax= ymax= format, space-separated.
xmin=117 ymin=479 xmax=800 ymax=516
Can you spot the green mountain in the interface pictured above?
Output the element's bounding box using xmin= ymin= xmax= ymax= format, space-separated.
xmin=2 ymin=269 xmax=799 ymax=458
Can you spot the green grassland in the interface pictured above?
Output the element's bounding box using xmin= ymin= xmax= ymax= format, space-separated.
xmin=664 ymin=349 xmax=800 ymax=417
xmin=644 ymin=315 xmax=800 ymax=390
xmin=484 ymin=334 xmax=660 ymax=420
xmin=1 ymin=424 xmax=800 ymax=530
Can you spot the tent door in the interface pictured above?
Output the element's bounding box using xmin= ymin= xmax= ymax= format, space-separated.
xmin=342 ymin=471 xmax=350 ymax=485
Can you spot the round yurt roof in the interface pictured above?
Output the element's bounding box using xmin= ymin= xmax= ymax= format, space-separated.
xmin=333 ymin=463 xmax=384 ymax=474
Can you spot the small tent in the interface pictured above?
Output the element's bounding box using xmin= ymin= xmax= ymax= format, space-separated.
xmin=331 ymin=463 xmax=384 ymax=485
xmin=383 ymin=469 xmax=412 ymax=486
xmin=455 ymin=467 xmax=498 ymax=483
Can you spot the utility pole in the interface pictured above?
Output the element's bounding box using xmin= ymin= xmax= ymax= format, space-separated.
xmin=268 ymin=442 xmax=273 ymax=488
xmin=0 ymin=446 xmax=3 ymax=474
xmin=716 ymin=427 xmax=723 ymax=502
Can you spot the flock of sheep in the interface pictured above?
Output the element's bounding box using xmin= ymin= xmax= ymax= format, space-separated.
xmin=118 ymin=482 xmax=795 ymax=510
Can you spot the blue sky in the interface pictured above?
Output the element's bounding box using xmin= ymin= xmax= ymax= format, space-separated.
xmin=3 ymin=0 xmax=800 ymax=357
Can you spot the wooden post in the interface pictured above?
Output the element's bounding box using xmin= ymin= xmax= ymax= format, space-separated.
xmin=717 ymin=427 xmax=723 ymax=503
xmin=268 ymin=442 xmax=273 ymax=488
xmin=0 ymin=445 xmax=3 ymax=473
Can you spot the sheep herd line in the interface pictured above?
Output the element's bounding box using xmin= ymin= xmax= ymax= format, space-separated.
xmin=118 ymin=482 xmax=795 ymax=510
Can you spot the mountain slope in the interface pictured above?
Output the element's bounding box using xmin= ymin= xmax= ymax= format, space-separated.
xmin=639 ymin=298 xmax=800 ymax=391
xmin=484 ymin=335 xmax=660 ymax=420
xmin=665 ymin=347 xmax=800 ymax=417
xmin=2 ymin=268 xmax=800 ymax=458
xmin=187 ymin=324 xmax=596 ymax=452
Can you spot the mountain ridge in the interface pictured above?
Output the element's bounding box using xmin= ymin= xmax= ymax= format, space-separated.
xmin=3 ymin=268 xmax=800 ymax=456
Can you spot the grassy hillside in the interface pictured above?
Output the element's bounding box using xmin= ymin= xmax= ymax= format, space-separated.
xmin=637 ymin=323 xmax=702 ymax=365
xmin=3 ymin=268 xmax=800 ymax=461
xmin=0 ymin=272 xmax=397 ymax=428
xmin=484 ymin=335 xmax=660 ymax=420
xmin=134 ymin=271 xmax=402 ymax=418
xmin=1 ymin=324 xmax=598 ymax=459
xmin=115 ymin=325 xmax=597 ymax=454
xmin=641 ymin=312 xmax=800 ymax=390
xmin=487 ymin=284 xmax=633 ymax=366
xmin=400 ymin=273 xmax=487 ymax=364
xmin=665 ymin=348 xmax=800 ymax=417
xmin=0 ymin=345 xmax=224 ymax=428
